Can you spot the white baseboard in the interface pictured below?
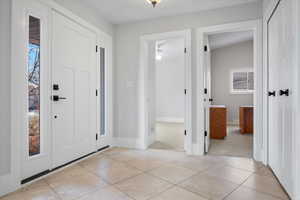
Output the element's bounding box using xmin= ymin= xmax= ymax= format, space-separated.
xmin=112 ymin=137 xmax=146 ymax=150
xmin=156 ymin=117 xmax=184 ymax=123
xmin=0 ymin=175 xmax=20 ymax=197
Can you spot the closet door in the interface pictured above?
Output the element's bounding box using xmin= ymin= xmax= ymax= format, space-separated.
xmin=268 ymin=0 xmax=282 ymax=180
xmin=277 ymin=0 xmax=295 ymax=194
xmin=268 ymin=0 xmax=295 ymax=196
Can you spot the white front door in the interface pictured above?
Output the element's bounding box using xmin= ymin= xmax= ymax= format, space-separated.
xmin=52 ymin=11 xmax=97 ymax=167
xmin=268 ymin=0 xmax=295 ymax=196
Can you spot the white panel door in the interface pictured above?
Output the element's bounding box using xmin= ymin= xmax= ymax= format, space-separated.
xmin=268 ymin=0 xmax=282 ymax=179
xmin=268 ymin=0 xmax=295 ymax=196
xmin=52 ymin=11 xmax=97 ymax=167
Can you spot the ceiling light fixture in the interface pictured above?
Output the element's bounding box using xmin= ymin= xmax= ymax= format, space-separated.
xmin=147 ymin=0 xmax=161 ymax=8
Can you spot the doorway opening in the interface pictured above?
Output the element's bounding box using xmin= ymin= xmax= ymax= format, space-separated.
xmin=148 ymin=38 xmax=186 ymax=152
xmin=206 ymin=31 xmax=255 ymax=158
xmin=139 ymin=30 xmax=192 ymax=153
xmin=197 ymin=20 xmax=263 ymax=161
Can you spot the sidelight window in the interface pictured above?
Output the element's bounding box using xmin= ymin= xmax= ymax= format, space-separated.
xmin=28 ymin=16 xmax=41 ymax=156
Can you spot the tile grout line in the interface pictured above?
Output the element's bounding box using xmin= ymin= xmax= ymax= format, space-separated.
xmin=221 ymin=171 xmax=255 ymax=200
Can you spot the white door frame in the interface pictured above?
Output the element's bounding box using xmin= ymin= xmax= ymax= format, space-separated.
xmin=139 ymin=30 xmax=192 ymax=154
xmin=6 ymin=0 xmax=113 ymax=196
xmin=196 ymin=20 xmax=264 ymax=162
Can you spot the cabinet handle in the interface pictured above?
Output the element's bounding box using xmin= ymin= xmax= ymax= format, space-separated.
xmin=268 ymin=91 xmax=276 ymax=97
xmin=279 ymin=89 xmax=289 ymax=96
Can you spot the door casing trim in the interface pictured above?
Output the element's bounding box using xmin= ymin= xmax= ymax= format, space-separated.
xmin=139 ymin=30 xmax=193 ymax=154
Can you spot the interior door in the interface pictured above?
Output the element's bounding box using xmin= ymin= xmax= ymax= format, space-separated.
xmin=268 ymin=0 xmax=295 ymax=196
xmin=204 ymin=37 xmax=212 ymax=153
xmin=52 ymin=11 xmax=97 ymax=167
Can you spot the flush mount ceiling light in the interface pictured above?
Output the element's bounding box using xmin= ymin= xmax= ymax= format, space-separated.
xmin=147 ymin=0 xmax=161 ymax=8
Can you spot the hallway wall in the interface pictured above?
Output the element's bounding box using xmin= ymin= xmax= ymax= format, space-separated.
xmin=0 ymin=0 xmax=11 ymax=177
xmin=155 ymin=38 xmax=185 ymax=122
xmin=114 ymin=2 xmax=262 ymax=145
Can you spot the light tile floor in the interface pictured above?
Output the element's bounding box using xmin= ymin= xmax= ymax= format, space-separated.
xmin=150 ymin=122 xmax=185 ymax=152
xmin=1 ymin=147 xmax=290 ymax=200
xmin=209 ymin=126 xmax=253 ymax=158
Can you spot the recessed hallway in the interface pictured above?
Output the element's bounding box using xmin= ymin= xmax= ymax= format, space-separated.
xmin=1 ymin=148 xmax=289 ymax=200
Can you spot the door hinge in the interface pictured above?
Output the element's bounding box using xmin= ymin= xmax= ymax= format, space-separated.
xmin=204 ymin=45 xmax=208 ymax=52
xmin=96 ymin=45 xmax=98 ymax=53
xmin=184 ymin=48 xmax=187 ymax=53
xmin=184 ymin=130 xmax=187 ymax=136
xmin=96 ymin=134 xmax=98 ymax=141
xmin=204 ymin=88 xmax=208 ymax=94
xmin=184 ymin=89 xmax=187 ymax=95
xmin=96 ymin=89 xmax=98 ymax=96
xmin=205 ymin=131 xmax=208 ymax=137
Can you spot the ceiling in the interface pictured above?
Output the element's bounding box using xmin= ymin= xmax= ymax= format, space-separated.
xmin=83 ymin=0 xmax=260 ymax=24
xmin=208 ymin=31 xmax=253 ymax=50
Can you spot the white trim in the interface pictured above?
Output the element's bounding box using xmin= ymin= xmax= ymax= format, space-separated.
xmin=156 ymin=117 xmax=184 ymax=123
xmin=139 ymin=30 xmax=193 ymax=154
xmin=196 ymin=20 xmax=264 ymax=161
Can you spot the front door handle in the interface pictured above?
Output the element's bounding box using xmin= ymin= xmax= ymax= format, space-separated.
xmin=52 ymin=95 xmax=67 ymax=101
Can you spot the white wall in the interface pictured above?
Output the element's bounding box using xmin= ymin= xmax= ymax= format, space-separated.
xmin=114 ymin=2 xmax=262 ymax=143
xmin=155 ymin=38 xmax=185 ymax=122
xmin=211 ymin=40 xmax=254 ymax=124
xmin=53 ymin=0 xmax=114 ymax=35
xmin=0 ymin=0 xmax=11 ymax=177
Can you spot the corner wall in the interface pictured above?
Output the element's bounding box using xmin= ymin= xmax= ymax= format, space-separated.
xmin=0 ymin=0 xmax=11 ymax=177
